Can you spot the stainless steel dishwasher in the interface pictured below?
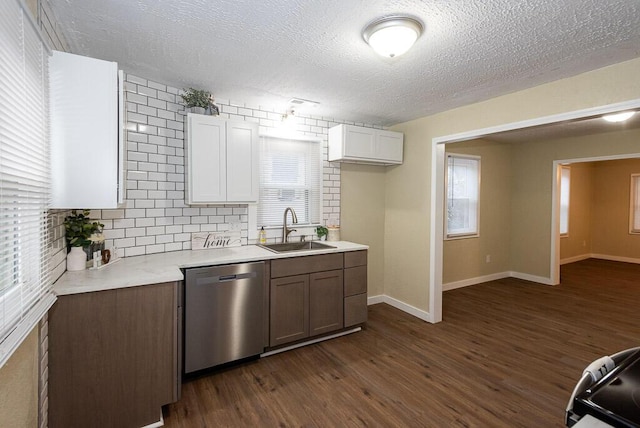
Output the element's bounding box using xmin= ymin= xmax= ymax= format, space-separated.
xmin=184 ymin=262 xmax=265 ymax=374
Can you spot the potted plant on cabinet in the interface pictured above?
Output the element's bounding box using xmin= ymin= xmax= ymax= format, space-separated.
xmin=63 ymin=210 xmax=104 ymax=271
xmin=181 ymin=87 xmax=220 ymax=115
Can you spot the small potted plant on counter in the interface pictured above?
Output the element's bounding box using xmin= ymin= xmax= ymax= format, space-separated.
xmin=64 ymin=210 xmax=104 ymax=271
xmin=181 ymin=87 xmax=220 ymax=115
xmin=316 ymin=225 xmax=328 ymax=241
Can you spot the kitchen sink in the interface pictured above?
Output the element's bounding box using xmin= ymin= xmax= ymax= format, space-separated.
xmin=258 ymin=241 xmax=336 ymax=253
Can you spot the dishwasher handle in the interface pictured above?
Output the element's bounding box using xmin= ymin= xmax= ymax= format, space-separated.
xmin=195 ymin=271 xmax=258 ymax=286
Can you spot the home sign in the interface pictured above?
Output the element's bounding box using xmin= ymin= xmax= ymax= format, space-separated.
xmin=191 ymin=231 xmax=242 ymax=250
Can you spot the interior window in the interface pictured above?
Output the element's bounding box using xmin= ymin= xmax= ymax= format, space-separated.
xmin=445 ymin=154 xmax=480 ymax=239
xmin=560 ymin=166 xmax=571 ymax=236
xmin=630 ymin=174 xmax=640 ymax=234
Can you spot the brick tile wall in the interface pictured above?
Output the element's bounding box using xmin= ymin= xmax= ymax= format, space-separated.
xmin=90 ymin=73 xmax=382 ymax=258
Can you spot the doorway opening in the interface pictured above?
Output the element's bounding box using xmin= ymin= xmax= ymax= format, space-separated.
xmin=431 ymin=99 xmax=640 ymax=323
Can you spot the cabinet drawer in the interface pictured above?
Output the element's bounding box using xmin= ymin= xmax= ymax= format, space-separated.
xmin=344 ymin=265 xmax=367 ymax=296
xmin=344 ymin=250 xmax=367 ymax=268
xmin=344 ymin=293 xmax=367 ymax=327
xmin=271 ymin=253 xmax=343 ymax=278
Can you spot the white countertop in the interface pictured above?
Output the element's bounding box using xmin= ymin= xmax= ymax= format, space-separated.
xmin=53 ymin=241 xmax=368 ymax=296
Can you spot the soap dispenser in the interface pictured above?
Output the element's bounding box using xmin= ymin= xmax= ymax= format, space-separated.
xmin=259 ymin=226 xmax=267 ymax=244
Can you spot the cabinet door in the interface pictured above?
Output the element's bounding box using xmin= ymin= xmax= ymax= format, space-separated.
xmin=226 ymin=120 xmax=259 ymax=202
xmin=344 ymin=265 xmax=367 ymax=296
xmin=343 ymin=125 xmax=376 ymax=159
xmin=345 ymin=293 xmax=368 ymax=327
xmin=187 ymin=114 xmax=226 ymax=203
xmin=309 ymin=269 xmax=344 ymax=336
xmin=375 ymin=130 xmax=404 ymax=163
xmin=48 ymin=282 xmax=178 ymax=428
xmin=50 ymin=50 xmax=121 ymax=208
xmin=270 ymin=275 xmax=309 ymax=346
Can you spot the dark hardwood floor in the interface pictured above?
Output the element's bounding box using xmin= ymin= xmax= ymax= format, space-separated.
xmin=164 ymin=259 xmax=640 ymax=427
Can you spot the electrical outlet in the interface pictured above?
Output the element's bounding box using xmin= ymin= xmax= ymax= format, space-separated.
xmin=485 ymin=254 xmax=491 ymax=263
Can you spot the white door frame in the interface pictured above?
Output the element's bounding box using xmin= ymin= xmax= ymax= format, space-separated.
xmin=430 ymin=99 xmax=640 ymax=323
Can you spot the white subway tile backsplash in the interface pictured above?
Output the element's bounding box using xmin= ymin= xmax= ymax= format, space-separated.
xmin=128 ymin=112 xmax=148 ymax=124
xmin=125 ymin=246 xmax=145 ymax=257
xmin=165 ymin=242 xmax=183 ymax=252
xmin=126 ymin=228 xmax=146 ymax=238
xmin=146 ymin=226 xmax=165 ymax=235
xmin=137 ymin=86 xmax=157 ymax=98
xmin=166 ymin=225 xmax=183 ymax=234
xmin=90 ymin=73 xmax=384 ymax=258
xmin=127 ymin=93 xmax=148 ymax=105
xmin=113 ymin=218 xmax=135 ymax=228
xmin=136 ymin=217 xmax=155 ymax=227
xmin=101 ymin=209 xmax=125 ymax=220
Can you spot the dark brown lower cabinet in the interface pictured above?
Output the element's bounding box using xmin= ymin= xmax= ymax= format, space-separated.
xmin=269 ymin=254 xmax=346 ymax=347
xmin=270 ymin=274 xmax=309 ymax=346
xmin=48 ymin=281 xmax=180 ymax=428
xmin=344 ymin=250 xmax=368 ymax=326
xmin=309 ymin=270 xmax=344 ymax=336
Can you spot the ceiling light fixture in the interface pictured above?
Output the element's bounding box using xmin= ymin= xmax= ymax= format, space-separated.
xmin=363 ymin=15 xmax=423 ymax=58
xmin=602 ymin=111 xmax=636 ymax=123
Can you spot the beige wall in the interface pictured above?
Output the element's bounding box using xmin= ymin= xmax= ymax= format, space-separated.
xmin=340 ymin=163 xmax=387 ymax=296
xmin=592 ymin=158 xmax=640 ymax=259
xmin=0 ymin=328 xmax=39 ymax=428
xmin=443 ymin=139 xmax=512 ymax=283
xmin=374 ymin=57 xmax=640 ymax=313
xmin=509 ymin=129 xmax=640 ymax=277
xmin=560 ymin=162 xmax=594 ymax=261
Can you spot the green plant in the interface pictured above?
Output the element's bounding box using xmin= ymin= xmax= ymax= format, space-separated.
xmin=181 ymin=87 xmax=219 ymax=114
xmin=316 ymin=226 xmax=328 ymax=240
xmin=64 ymin=210 xmax=104 ymax=248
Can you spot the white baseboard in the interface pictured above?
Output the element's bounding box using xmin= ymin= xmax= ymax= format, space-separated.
xmin=560 ymin=253 xmax=591 ymax=265
xmin=443 ymin=272 xmax=510 ymax=291
xmin=367 ymin=295 xmax=385 ymax=305
xmin=368 ymin=294 xmax=432 ymax=323
xmin=509 ymin=271 xmax=555 ymax=285
xmin=591 ymin=254 xmax=640 ymax=264
xmin=443 ymin=271 xmax=555 ymax=289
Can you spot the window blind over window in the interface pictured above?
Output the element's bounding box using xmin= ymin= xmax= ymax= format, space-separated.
xmin=257 ymin=136 xmax=322 ymax=227
xmin=0 ymin=0 xmax=54 ymax=367
xmin=446 ymin=154 xmax=480 ymax=238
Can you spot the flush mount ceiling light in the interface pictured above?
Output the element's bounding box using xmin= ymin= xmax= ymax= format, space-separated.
xmin=363 ymin=15 xmax=424 ymax=58
xmin=602 ymin=111 xmax=636 ymax=123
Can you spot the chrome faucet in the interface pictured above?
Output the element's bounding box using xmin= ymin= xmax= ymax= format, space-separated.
xmin=282 ymin=207 xmax=298 ymax=243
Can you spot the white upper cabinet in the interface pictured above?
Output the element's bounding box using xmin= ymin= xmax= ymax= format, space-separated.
xmin=328 ymin=124 xmax=403 ymax=165
xmin=185 ymin=114 xmax=259 ymax=204
xmin=50 ymin=51 xmax=124 ymax=209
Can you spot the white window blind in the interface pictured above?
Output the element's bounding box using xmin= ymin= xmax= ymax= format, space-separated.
xmin=445 ymin=154 xmax=480 ymax=239
xmin=630 ymin=174 xmax=640 ymax=234
xmin=257 ymin=136 xmax=322 ymax=227
xmin=0 ymin=0 xmax=54 ymax=367
xmin=560 ymin=166 xmax=571 ymax=236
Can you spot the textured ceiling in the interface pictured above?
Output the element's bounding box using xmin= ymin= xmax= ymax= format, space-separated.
xmin=49 ymin=0 xmax=640 ymax=126
xmin=486 ymin=109 xmax=640 ymax=143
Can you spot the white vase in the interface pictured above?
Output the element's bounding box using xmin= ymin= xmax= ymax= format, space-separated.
xmin=67 ymin=246 xmax=87 ymax=271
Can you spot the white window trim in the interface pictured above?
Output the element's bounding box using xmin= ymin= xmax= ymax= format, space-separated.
xmin=559 ymin=165 xmax=571 ymax=237
xmin=444 ymin=154 xmax=481 ymax=240
xmin=630 ymin=173 xmax=640 ymax=234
